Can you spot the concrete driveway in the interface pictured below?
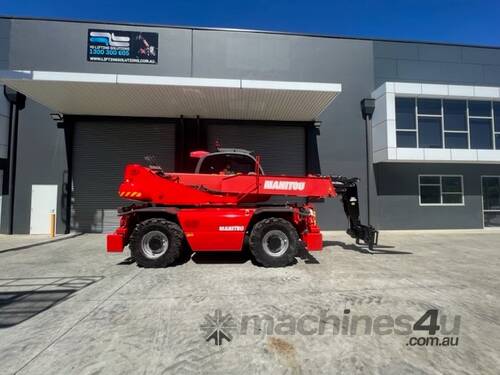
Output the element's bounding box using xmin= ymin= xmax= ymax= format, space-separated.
xmin=0 ymin=231 xmax=499 ymax=374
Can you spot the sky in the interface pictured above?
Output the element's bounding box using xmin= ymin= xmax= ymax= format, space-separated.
xmin=1 ymin=0 xmax=499 ymax=47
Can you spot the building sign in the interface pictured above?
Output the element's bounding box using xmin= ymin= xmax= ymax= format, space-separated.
xmin=87 ymin=29 xmax=158 ymax=64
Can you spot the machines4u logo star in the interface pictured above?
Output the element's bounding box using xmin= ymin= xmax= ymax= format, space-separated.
xmin=89 ymin=31 xmax=130 ymax=47
xmin=200 ymin=309 xmax=237 ymax=346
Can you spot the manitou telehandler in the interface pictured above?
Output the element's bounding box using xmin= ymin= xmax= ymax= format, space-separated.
xmin=107 ymin=148 xmax=378 ymax=267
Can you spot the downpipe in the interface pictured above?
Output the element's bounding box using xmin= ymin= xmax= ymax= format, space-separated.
xmin=3 ymin=87 xmax=26 ymax=234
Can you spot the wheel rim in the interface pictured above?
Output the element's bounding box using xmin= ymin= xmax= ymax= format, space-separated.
xmin=141 ymin=230 xmax=169 ymax=259
xmin=262 ymin=230 xmax=289 ymax=257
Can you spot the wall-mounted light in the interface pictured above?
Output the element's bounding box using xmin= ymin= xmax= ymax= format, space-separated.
xmin=50 ymin=113 xmax=64 ymax=122
xmin=4 ymin=87 xmax=26 ymax=110
xmin=360 ymin=98 xmax=376 ymax=120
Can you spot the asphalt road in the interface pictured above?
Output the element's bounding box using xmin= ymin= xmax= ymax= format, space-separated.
xmin=0 ymin=231 xmax=499 ymax=374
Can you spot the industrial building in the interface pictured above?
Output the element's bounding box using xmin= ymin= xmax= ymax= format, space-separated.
xmin=0 ymin=16 xmax=499 ymax=234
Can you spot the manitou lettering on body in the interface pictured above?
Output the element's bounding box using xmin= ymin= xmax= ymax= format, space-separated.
xmin=219 ymin=226 xmax=245 ymax=232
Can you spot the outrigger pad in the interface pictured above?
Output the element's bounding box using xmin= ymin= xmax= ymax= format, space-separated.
xmin=347 ymin=224 xmax=379 ymax=250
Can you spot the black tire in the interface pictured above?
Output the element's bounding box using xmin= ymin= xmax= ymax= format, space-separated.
xmin=129 ymin=218 xmax=184 ymax=268
xmin=249 ymin=217 xmax=299 ymax=267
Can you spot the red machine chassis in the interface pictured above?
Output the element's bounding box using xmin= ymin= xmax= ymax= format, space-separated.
xmin=107 ymin=155 xmax=378 ymax=260
xmin=107 ymin=164 xmax=328 ymax=252
xmin=107 ymin=205 xmax=323 ymax=253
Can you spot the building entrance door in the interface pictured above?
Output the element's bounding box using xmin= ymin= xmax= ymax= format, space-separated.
xmin=482 ymin=176 xmax=500 ymax=227
xmin=30 ymin=184 xmax=58 ymax=234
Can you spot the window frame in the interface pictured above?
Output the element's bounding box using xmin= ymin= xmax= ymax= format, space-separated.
xmin=395 ymin=97 xmax=500 ymax=150
xmin=443 ymin=99 xmax=468 ymax=149
xmin=396 ymin=97 xmax=417 ymax=147
xmin=416 ymin=98 xmax=444 ymax=149
xmin=418 ymin=115 xmax=443 ymax=148
xmin=468 ymin=100 xmax=494 ymax=150
xmin=418 ymin=174 xmax=465 ymax=207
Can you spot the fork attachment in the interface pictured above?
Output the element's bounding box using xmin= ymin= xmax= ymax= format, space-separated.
xmin=331 ymin=176 xmax=379 ymax=250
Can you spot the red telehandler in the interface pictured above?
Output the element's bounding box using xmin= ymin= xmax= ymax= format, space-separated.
xmin=107 ymin=148 xmax=378 ymax=267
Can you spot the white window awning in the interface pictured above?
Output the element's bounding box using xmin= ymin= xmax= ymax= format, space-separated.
xmin=0 ymin=70 xmax=342 ymax=121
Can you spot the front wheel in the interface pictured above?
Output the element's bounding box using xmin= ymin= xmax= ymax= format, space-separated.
xmin=249 ymin=217 xmax=299 ymax=267
xmin=129 ymin=218 xmax=184 ymax=268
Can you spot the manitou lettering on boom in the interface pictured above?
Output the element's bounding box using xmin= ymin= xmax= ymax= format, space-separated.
xmin=263 ymin=180 xmax=306 ymax=191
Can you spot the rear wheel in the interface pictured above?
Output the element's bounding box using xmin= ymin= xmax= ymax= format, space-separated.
xmin=249 ymin=217 xmax=299 ymax=267
xmin=129 ymin=218 xmax=183 ymax=268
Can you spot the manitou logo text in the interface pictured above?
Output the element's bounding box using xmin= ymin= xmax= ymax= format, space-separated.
xmin=263 ymin=180 xmax=306 ymax=191
xmin=219 ymin=226 xmax=245 ymax=231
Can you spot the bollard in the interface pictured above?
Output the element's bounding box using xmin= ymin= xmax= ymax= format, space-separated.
xmin=49 ymin=212 xmax=56 ymax=238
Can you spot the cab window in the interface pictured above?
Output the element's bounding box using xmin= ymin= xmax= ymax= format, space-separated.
xmin=198 ymin=154 xmax=260 ymax=174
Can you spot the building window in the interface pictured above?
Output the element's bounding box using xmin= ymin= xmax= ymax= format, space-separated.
xmin=444 ymin=99 xmax=468 ymax=148
xmin=417 ymin=98 xmax=442 ymax=148
xmin=495 ymin=103 xmax=500 ymax=149
xmin=469 ymin=100 xmax=493 ymax=149
xmin=396 ymin=97 xmax=417 ymax=147
xmin=470 ymin=118 xmax=493 ymax=149
xmin=395 ymin=97 xmax=500 ymax=150
xmin=419 ymin=175 xmax=464 ymax=206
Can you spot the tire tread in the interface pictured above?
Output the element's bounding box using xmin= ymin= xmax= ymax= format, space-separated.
xmin=129 ymin=218 xmax=183 ymax=268
xmin=249 ymin=217 xmax=299 ymax=267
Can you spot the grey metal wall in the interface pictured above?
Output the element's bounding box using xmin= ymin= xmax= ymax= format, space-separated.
xmin=11 ymin=99 xmax=67 ymax=234
xmin=374 ymin=41 xmax=500 ymax=87
xmin=7 ymin=18 xmax=191 ymax=77
xmin=72 ymin=120 xmax=175 ymax=233
xmin=0 ymin=19 xmax=9 ymax=70
xmin=374 ymin=163 xmax=500 ymax=229
xmin=207 ymin=123 xmax=306 ymax=175
xmin=0 ymin=19 xmax=11 ymax=231
xmin=373 ymin=42 xmax=500 ymax=229
xmin=0 ymin=87 xmax=9 ymax=159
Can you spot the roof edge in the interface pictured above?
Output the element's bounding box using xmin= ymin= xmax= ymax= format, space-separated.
xmin=1 ymin=14 xmax=499 ymax=50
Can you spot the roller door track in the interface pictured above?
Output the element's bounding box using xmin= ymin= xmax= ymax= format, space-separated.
xmin=207 ymin=123 xmax=306 ymax=175
xmin=72 ymin=120 xmax=175 ymax=233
